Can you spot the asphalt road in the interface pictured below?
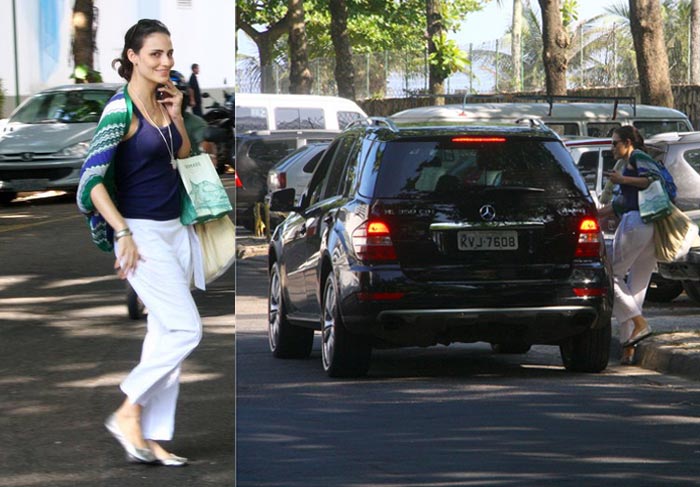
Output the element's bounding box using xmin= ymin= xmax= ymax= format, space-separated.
xmin=236 ymin=249 xmax=700 ymax=487
xmin=0 ymin=190 xmax=235 ymax=487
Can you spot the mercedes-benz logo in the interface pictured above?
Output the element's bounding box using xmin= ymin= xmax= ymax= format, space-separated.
xmin=21 ymin=153 xmax=34 ymax=162
xmin=479 ymin=204 xmax=496 ymax=221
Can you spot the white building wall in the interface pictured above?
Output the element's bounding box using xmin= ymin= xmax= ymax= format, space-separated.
xmin=0 ymin=0 xmax=235 ymax=117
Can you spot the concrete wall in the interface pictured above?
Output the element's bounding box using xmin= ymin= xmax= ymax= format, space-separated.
xmin=0 ymin=0 xmax=236 ymax=117
xmin=359 ymin=86 xmax=700 ymax=130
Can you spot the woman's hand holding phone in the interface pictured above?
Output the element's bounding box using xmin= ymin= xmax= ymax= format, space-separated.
xmin=156 ymin=81 xmax=183 ymax=119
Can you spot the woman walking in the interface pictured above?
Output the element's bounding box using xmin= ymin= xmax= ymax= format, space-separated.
xmin=77 ymin=19 xmax=203 ymax=466
xmin=599 ymin=126 xmax=656 ymax=365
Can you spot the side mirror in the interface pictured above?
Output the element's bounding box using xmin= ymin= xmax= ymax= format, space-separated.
xmin=269 ymin=188 xmax=297 ymax=212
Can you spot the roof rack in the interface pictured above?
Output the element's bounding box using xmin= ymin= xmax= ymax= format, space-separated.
xmin=368 ymin=116 xmax=399 ymax=132
xmin=344 ymin=117 xmax=399 ymax=132
xmin=344 ymin=118 xmax=369 ymax=130
xmin=515 ymin=117 xmax=547 ymax=129
xmin=512 ymin=94 xmax=637 ymax=119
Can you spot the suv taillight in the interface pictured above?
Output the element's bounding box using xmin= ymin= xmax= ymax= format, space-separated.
xmin=575 ymin=218 xmax=603 ymax=258
xmin=268 ymin=172 xmax=287 ymax=192
xmin=352 ymin=220 xmax=397 ymax=262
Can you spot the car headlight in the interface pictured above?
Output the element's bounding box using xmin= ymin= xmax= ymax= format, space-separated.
xmin=57 ymin=141 xmax=90 ymax=158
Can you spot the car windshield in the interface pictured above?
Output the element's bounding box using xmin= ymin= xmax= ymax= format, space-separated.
xmin=373 ymin=137 xmax=588 ymax=199
xmin=9 ymin=90 xmax=113 ymax=124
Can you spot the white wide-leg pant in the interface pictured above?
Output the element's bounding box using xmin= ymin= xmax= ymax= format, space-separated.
xmin=115 ymin=218 xmax=202 ymax=441
xmin=612 ymin=211 xmax=656 ymax=344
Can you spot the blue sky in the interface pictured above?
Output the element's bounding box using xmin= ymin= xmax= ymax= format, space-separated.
xmin=456 ymin=0 xmax=615 ymax=44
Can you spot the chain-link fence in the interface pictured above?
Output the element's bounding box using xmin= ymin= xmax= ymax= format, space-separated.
xmin=236 ymin=20 xmax=697 ymax=98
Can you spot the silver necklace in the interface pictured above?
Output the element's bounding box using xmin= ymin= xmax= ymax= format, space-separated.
xmin=131 ymin=89 xmax=176 ymax=169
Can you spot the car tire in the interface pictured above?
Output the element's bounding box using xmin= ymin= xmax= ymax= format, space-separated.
xmin=126 ymin=283 xmax=145 ymax=320
xmin=682 ymin=280 xmax=700 ymax=304
xmin=0 ymin=192 xmax=18 ymax=205
xmin=321 ymin=272 xmax=371 ymax=378
xmin=646 ymin=275 xmax=683 ymax=302
xmin=559 ymin=319 xmax=611 ymax=373
xmin=491 ymin=341 xmax=531 ymax=354
xmin=268 ymin=262 xmax=313 ymax=358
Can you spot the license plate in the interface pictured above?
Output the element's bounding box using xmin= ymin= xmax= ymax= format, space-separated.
xmin=11 ymin=179 xmax=49 ymax=191
xmin=458 ymin=231 xmax=518 ymax=251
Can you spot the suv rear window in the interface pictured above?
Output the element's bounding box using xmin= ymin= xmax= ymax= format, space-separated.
xmin=372 ymin=137 xmax=587 ymax=199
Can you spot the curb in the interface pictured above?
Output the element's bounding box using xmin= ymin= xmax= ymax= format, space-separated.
xmin=634 ymin=332 xmax=700 ymax=381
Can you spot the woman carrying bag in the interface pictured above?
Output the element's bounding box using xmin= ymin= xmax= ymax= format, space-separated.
xmin=77 ymin=19 xmax=203 ymax=466
xmin=599 ymin=126 xmax=658 ymax=365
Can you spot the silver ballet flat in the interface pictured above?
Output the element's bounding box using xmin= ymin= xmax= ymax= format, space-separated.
xmin=155 ymin=454 xmax=188 ymax=467
xmin=104 ymin=414 xmax=156 ymax=463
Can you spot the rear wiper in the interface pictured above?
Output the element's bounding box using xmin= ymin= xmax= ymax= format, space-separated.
xmin=483 ymin=186 xmax=545 ymax=193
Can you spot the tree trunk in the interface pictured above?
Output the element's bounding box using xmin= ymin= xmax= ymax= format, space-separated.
xmin=691 ymin=0 xmax=700 ymax=84
xmin=629 ymin=0 xmax=674 ymax=106
xmin=426 ymin=0 xmax=445 ymax=103
xmin=538 ymin=0 xmax=569 ymax=96
xmin=259 ymin=36 xmax=277 ymax=94
xmin=72 ymin=0 xmax=94 ymax=82
xmin=236 ymin=10 xmax=290 ymax=93
xmin=512 ymin=0 xmax=522 ymax=92
xmin=329 ymin=0 xmax=356 ymax=100
xmin=288 ymin=0 xmax=313 ymax=94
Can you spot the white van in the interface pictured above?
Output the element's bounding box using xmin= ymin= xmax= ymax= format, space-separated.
xmin=390 ymin=97 xmax=693 ymax=138
xmin=235 ymin=93 xmax=367 ymax=132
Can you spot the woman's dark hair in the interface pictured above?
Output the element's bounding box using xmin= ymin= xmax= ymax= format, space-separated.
xmin=111 ymin=19 xmax=170 ymax=81
xmin=613 ymin=125 xmax=646 ymax=152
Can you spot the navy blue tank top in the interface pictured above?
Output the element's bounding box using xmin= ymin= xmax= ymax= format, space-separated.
xmin=620 ymin=165 xmax=640 ymax=212
xmin=114 ymin=106 xmax=183 ymax=220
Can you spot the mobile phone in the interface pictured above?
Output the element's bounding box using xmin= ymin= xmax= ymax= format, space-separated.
xmin=156 ymin=85 xmax=169 ymax=101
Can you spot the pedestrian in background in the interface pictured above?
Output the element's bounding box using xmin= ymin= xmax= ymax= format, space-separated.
xmin=76 ymin=18 xmax=203 ymax=467
xmin=599 ymin=126 xmax=656 ymax=365
xmin=189 ymin=63 xmax=203 ymax=116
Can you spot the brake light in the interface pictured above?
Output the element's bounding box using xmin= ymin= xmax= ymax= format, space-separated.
xmin=268 ymin=172 xmax=287 ymax=191
xmin=575 ymin=217 xmax=602 ymax=258
xmin=451 ymin=136 xmax=506 ymax=143
xmin=352 ymin=219 xmax=397 ymax=262
xmin=573 ymin=288 xmax=607 ymax=297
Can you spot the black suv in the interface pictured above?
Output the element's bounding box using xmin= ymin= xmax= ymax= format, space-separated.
xmin=267 ymin=119 xmax=613 ymax=377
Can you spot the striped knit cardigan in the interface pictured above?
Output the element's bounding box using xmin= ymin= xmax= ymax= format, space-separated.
xmin=76 ymin=87 xmax=133 ymax=252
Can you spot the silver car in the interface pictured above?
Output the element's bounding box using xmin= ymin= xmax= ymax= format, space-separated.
xmin=0 ymin=83 xmax=121 ymax=204
xmin=266 ymin=141 xmax=329 ymax=205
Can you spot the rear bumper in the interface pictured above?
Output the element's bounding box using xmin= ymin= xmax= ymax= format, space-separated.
xmin=337 ymin=264 xmax=613 ymax=347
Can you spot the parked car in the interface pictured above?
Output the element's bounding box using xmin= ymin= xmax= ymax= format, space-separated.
xmin=643 ymin=132 xmax=700 ymax=302
xmin=235 ymin=93 xmax=367 ymax=132
xmin=265 ymin=142 xmax=330 ymax=234
xmin=235 ymin=130 xmax=338 ymax=230
xmin=0 ymin=83 xmax=121 ymax=204
xmin=564 ymin=137 xmax=685 ymax=303
xmin=267 ymin=118 xmax=613 ymax=377
xmin=390 ymin=97 xmax=693 ymax=137
xmin=267 ymin=142 xmax=329 ymax=201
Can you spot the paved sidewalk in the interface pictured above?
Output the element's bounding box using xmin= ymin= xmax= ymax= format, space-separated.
xmin=237 ymin=232 xmax=700 ymax=382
